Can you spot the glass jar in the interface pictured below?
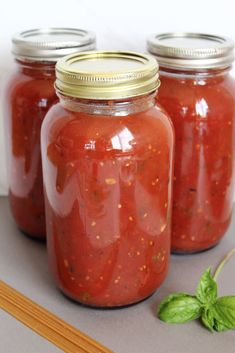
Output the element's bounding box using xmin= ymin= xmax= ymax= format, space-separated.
xmin=4 ymin=28 xmax=96 ymax=239
xmin=41 ymin=51 xmax=174 ymax=307
xmin=147 ymin=32 xmax=235 ymax=253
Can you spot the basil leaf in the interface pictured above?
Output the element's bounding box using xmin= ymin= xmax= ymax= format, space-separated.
xmin=158 ymin=293 xmax=202 ymax=324
xmin=196 ymin=268 xmax=217 ymax=304
xmin=214 ymin=320 xmax=230 ymax=332
xmin=213 ymin=296 xmax=235 ymax=330
xmin=201 ymin=308 xmax=216 ymax=332
xmin=201 ymin=306 xmax=230 ymax=332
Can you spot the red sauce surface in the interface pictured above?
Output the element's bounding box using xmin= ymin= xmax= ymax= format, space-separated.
xmin=157 ymin=69 xmax=235 ymax=253
xmin=4 ymin=61 xmax=57 ymax=239
xmin=41 ymin=99 xmax=174 ymax=307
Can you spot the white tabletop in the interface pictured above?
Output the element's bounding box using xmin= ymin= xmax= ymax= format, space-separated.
xmin=0 ymin=196 xmax=235 ymax=353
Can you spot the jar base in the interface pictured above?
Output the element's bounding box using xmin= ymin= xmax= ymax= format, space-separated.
xmin=19 ymin=227 xmax=46 ymax=242
xmin=9 ymin=193 xmax=46 ymax=241
xmin=171 ymin=241 xmax=220 ymax=255
xmin=58 ymin=286 xmax=156 ymax=309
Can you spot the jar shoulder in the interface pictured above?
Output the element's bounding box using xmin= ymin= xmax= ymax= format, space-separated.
xmin=159 ymin=74 xmax=235 ymax=98
xmin=41 ymin=103 xmax=174 ymax=154
xmin=5 ymin=68 xmax=56 ymax=101
xmin=158 ymin=74 xmax=235 ymax=120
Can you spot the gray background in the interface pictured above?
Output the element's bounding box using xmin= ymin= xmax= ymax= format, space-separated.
xmin=0 ymin=196 xmax=235 ymax=353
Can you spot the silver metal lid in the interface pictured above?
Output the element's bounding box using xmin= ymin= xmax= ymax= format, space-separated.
xmin=147 ymin=32 xmax=234 ymax=70
xmin=12 ymin=28 xmax=96 ymax=62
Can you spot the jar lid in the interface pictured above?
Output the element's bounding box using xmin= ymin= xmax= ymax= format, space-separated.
xmin=147 ymin=32 xmax=234 ymax=70
xmin=12 ymin=28 xmax=96 ymax=62
xmin=55 ymin=51 xmax=160 ymax=100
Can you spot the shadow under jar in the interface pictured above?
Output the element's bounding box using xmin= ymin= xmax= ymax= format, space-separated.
xmin=147 ymin=32 xmax=235 ymax=253
xmin=41 ymin=51 xmax=174 ymax=307
xmin=4 ymin=28 xmax=96 ymax=239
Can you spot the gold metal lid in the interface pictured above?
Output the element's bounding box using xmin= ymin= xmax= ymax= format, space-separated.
xmin=55 ymin=51 xmax=160 ymax=100
xmin=147 ymin=32 xmax=234 ymax=70
xmin=12 ymin=28 xmax=96 ymax=62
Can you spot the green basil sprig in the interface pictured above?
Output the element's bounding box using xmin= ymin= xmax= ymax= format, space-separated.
xmin=158 ymin=248 xmax=235 ymax=332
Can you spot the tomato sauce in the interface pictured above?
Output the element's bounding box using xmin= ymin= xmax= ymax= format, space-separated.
xmin=157 ymin=68 xmax=235 ymax=252
xmin=41 ymin=97 xmax=174 ymax=306
xmin=4 ymin=61 xmax=57 ymax=238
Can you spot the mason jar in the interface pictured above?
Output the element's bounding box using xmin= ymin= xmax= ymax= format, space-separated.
xmin=41 ymin=51 xmax=174 ymax=307
xmin=148 ymin=32 xmax=235 ymax=253
xmin=4 ymin=28 xmax=96 ymax=239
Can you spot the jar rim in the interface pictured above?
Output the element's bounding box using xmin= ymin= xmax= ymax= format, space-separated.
xmin=147 ymin=32 xmax=234 ymax=70
xmin=12 ymin=27 xmax=96 ymax=62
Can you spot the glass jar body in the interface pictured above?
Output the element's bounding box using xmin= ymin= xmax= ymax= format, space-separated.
xmin=157 ymin=68 xmax=235 ymax=253
xmin=41 ymin=94 xmax=174 ymax=307
xmin=4 ymin=60 xmax=57 ymax=239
